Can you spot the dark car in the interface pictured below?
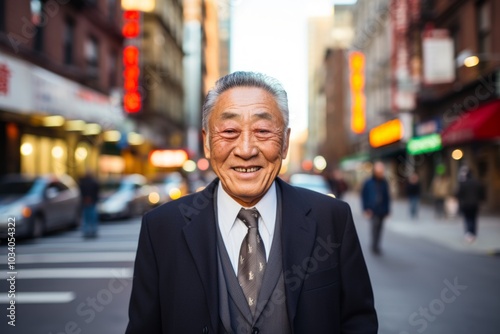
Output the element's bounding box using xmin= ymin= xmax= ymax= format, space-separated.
xmin=98 ymin=174 xmax=156 ymax=220
xmin=0 ymin=174 xmax=82 ymax=238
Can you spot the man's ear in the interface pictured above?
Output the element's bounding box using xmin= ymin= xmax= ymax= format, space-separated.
xmin=282 ymin=128 xmax=291 ymax=159
xmin=202 ymin=129 xmax=211 ymax=159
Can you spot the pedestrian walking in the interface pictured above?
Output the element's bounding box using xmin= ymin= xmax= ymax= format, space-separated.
xmin=361 ymin=161 xmax=391 ymax=255
xmin=431 ymin=173 xmax=450 ymax=218
xmin=126 ymin=71 xmax=377 ymax=333
xmin=79 ymin=171 xmax=100 ymax=238
xmin=326 ymin=169 xmax=349 ymax=199
xmin=456 ymin=168 xmax=485 ymax=243
xmin=406 ymin=172 xmax=421 ymax=219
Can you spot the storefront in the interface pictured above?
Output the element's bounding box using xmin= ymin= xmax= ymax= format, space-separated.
xmin=440 ymin=99 xmax=500 ymax=211
xmin=0 ymin=51 xmax=126 ymax=179
xmin=368 ymin=117 xmax=412 ymax=197
xmin=405 ymin=119 xmax=445 ymax=200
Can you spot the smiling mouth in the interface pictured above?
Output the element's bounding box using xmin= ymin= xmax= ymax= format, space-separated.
xmin=233 ymin=167 xmax=261 ymax=173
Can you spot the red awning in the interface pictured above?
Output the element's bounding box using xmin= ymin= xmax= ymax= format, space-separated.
xmin=441 ymin=99 xmax=500 ymax=145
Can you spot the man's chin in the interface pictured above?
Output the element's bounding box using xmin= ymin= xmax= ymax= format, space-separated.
xmin=223 ymin=185 xmax=270 ymax=206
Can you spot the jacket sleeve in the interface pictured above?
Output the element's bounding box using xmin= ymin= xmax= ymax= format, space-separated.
xmin=361 ymin=181 xmax=369 ymax=212
xmin=125 ymin=215 xmax=162 ymax=333
xmin=340 ymin=204 xmax=378 ymax=333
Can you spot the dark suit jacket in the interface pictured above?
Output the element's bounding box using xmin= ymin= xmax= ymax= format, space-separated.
xmin=126 ymin=178 xmax=377 ymax=333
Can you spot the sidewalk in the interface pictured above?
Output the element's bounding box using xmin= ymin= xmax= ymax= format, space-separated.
xmin=343 ymin=192 xmax=500 ymax=256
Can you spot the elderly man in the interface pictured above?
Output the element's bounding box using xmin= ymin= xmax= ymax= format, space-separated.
xmin=126 ymin=72 xmax=377 ymax=333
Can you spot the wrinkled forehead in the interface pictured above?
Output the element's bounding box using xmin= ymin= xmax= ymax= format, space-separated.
xmin=210 ymin=86 xmax=283 ymax=125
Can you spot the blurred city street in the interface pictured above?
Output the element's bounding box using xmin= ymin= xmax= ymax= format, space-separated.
xmin=345 ymin=193 xmax=500 ymax=334
xmin=1 ymin=194 xmax=499 ymax=334
xmin=1 ymin=0 xmax=500 ymax=332
xmin=0 ymin=219 xmax=138 ymax=334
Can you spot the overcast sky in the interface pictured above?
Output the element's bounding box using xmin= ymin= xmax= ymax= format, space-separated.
xmin=230 ymin=0 xmax=356 ymax=137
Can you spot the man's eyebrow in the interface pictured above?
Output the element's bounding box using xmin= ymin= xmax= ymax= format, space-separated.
xmin=252 ymin=112 xmax=274 ymax=121
xmin=220 ymin=111 xmax=240 ymax=120
xmin=218 ymin=111 xmax=274 ymax=121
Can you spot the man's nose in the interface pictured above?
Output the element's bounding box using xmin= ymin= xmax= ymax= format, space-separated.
xmin=234 ymin=131 xmax=258 ymax=159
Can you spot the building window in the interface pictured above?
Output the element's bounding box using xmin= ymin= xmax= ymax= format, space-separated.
xmin=0 ymin=0 xmax=5 ymax=32
xmin=84 ymin=36 xmax=100 ymax=80
xmin=31 ymin=0 xmax=44 ymax=52
xmin=108 ymin=51 xmax=118 ymax=88
xmin=107 ymin=0 xmax=116 ymax=21
xmin=477 ymin=1 xmax=491 ymax=55
xmin=64 ymin=18 xmax=75 ymax=65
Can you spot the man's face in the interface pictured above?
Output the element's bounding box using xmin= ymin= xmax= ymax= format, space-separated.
xmin=374 ymin=162 xmax=385 ymax=179
xmin=203 ymin=86 xmax=290 ymax=207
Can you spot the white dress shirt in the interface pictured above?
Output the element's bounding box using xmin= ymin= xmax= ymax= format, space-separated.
xmin=217 ymin=181 xmax=277 ymax=274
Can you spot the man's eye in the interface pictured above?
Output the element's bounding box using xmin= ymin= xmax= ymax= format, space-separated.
xmin=220 ymin=129 xmax=239 ymax=137
xmin=256 ymin=129 xmax=272 ymax=135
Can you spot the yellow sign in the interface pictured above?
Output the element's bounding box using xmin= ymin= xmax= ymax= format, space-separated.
xmin=369 ymin=119 xmax=404 ymax=148
xmin=349 ymin=51 xmax=366 ymax=134
xmin=121 ymin=0 xmax=155 ymax=12
xmin=150 ymin=150 xmax=188 ymax=168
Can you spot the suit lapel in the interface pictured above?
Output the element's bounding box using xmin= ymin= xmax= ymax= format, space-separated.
xmin=182 ymin=179 xmax=219 ymax=332
xmin=277 ymin=178 xmax=317 ymax=324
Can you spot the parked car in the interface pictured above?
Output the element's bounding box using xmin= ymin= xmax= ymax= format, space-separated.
xmin=98 ymin=174 xmax=156 ymax=220
xmin=0 ymin=174 xmax=82 ymax=239
xmin=151 ymin=172 xmax=189 ymax=204
xmin=289 ymin=173 xmax=336 ymax=197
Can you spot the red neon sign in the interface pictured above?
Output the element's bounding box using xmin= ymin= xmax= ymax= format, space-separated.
xmin=122 ymin=11 xmax=141 ymax=113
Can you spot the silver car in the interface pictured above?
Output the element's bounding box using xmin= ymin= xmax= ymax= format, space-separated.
xmin=289 ymin=173 xmax=336 ymax=197
xmin=98 ymin=174 xmax=156 ymax=220
xmin=0 ymin=174 xmax=82 ymax=239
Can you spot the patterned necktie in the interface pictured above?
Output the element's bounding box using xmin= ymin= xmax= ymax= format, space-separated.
xmin=237 ymin=208 xmax=266 ymax=316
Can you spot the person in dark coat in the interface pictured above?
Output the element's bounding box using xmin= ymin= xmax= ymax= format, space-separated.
xmin=326 ymin=169 xmax=349 ymax=199
xmin=456 ymin=169 xmax=485 ymax=243
xmin=79 ymin=171 xmax=100 ymax=238
xmin=361 ymin=161 xmax=391 ymax=255
xmin=406 ymin=172 xmax=421 ymax=219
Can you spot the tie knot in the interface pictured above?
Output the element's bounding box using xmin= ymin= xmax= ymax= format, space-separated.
xmin=237 ymin=208 xmax=260 ymax=229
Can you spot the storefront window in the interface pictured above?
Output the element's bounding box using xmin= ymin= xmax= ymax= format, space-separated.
xmin=20 ymin=134 xmax=67 ymax=175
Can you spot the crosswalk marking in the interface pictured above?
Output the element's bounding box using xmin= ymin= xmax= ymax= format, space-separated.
xmin=0 ymin=268 xmax=133 ymax=280
xmin=18 ymin=240 xmax=138 ymax=249
xmin=15 ymin=252 xmax=136 ymax=264
xmin=0 ymin=292 xmax=76 ymax=304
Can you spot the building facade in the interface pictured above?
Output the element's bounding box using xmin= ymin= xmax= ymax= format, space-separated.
xmin=414 ymin=0 xmax=500 ymax=210
xmin=139 ymin=0 xmax=185 ymax=150
xmin=307 ymin=5 xmax=354 ymax=174
xmin=0 ymin=0 xmax=126 ymax=179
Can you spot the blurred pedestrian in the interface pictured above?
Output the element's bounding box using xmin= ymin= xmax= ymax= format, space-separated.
xmin=456 ymin=168 xmax=485 ymax=243
xmin=326 ymin=169 xmax=349 ymax=199
xmin=126 ymin=71 xmax=377 ymax=333
xmin=79 ymin=171 xmax=100 ymax=238
xmin=431 ymin=172 xmax=450 ymax=218
xmin=406 ymin=172 xmax=421 ymax=219
xmin=361 ymin=161 xmax=391 ymax=255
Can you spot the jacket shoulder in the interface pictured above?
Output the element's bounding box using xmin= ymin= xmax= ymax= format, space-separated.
xmin=142 ymin=188 xmax=215 ymax=229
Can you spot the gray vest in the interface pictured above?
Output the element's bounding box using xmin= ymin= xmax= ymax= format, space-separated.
xmin=215 ymin=186 xmax=291 ymax=334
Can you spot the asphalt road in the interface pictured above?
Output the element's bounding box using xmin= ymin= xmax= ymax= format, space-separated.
xmin=351 ymin=207 xmax=500 ymax=334
xmin=0 ymin=205 xmax=499 ymax=334
xmin=0 ymin=217 xmax=138 ymax=334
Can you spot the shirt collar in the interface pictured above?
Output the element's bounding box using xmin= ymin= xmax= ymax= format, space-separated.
xmin=217 ymin=181 xmax=277 ymax=237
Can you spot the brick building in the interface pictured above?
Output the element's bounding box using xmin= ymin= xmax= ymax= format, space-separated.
xmin=0 ymin=0 xmax=126 ymax=178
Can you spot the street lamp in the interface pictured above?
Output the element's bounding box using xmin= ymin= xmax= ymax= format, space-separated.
xmin=456 ymin=49 xmax=500 ymax=68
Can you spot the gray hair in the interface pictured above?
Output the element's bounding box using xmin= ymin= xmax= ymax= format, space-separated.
xmin=201 ymin=71 xmax=289 ymax=132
